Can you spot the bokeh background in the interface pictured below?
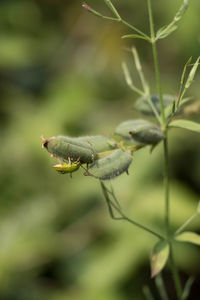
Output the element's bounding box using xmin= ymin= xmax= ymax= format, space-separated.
xmin=0 ymin=0 xmax=200 ymax=299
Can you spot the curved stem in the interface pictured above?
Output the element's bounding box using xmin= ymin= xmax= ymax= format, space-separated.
xmin=100 ymin=181 xmax=164 ymax=240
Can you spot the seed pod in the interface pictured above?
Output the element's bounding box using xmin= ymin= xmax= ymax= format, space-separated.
xmin=53 ymin=162 xmax=80 ymax=174
xmin=134 ymin=94 xmax=175 ymax=116
xmin=42 ymin=135 xmax=97 ymax=164
xmin=115 ymin=119 xmax=163 ymax=145
xmin=74 ymin=135 xmax=117 ymax=153
xmin=85 ymin=149 xmax=133 ymax=180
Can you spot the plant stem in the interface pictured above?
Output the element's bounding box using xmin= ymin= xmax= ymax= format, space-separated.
xmin=147 ymin=0 xmax=165 ymax=125
xmin=169 ymin=244 xmax=183 ymax=300
xmin=146 ymin=1 xmax=183 ymax=299
xmin=175 ymin=213 xmax=199 ymax=236
xmin=182 ymin=276 xmax=195 ymax=300
xmin=155 ymin=273 xmax=169 ymax=300
xmin=163 ymin=132 xmax=170 ymax=236
xmin=100 ymin=181 xmax=164 ymax=240
xmin=143 ymin=286 xmax=155 ymax=300
xmin=121 ymin=19 xmax=149 ymax=38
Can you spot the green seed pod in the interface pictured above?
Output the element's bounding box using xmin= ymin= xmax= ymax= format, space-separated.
xmin=75 ymin=135 xmax=117 ymax=153
xmin=53 ymin=162 xmax=80 ymax=174
xmin=134 ymin=94 xmax=175 ymax=116
xmin=115 ymin=119 xmax=163 ymax=145
xmin=42 ymin=136 xmax=97 ymax=164
xmin=86 ymin=149 xmax=133 ymax=180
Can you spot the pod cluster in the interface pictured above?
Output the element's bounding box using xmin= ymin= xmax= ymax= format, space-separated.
xmin=42 ymin=135 xmax=133 ymax=180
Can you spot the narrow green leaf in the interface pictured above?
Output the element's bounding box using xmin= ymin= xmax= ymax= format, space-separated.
xmin=122 ymin=62 xmax=144 ymax=96
xmin=169 ymin=119 xmax=200 ymax=133
xmin=156 ymin=25 xmax=177 ymax=40
xmin=164 ymin=100 xmax=176 ymax=119
xmin=175 ymin=231 xmax=200 ymax=246
xmin=156 ymin=0 xmax=190 ymax=41
xmin=131 ymin=47 xmax=150 ymax=96
xmin=179 ymin=97 xmax=192 ymax=107
xmin=155 ymin=274 xmax=170 ymax=300
xmin=185 ymin=56 xmax=200 ymax=89
xmin=181 ymin=57 xmax=192 ymax=86
xmin=175 ymin=0 xmax=189 ymax=21
xmin=122 ymin=62 xmax=132 ymax=86
xmin=85 ymin=149 xmax=133 ymax=180
xmin=151 ymin=240 xmax=170 ymax=278
xmin=122 ymin=34 xmax=151 ymax=42
xmin=183 ymin=276 xmax=195 ymax=300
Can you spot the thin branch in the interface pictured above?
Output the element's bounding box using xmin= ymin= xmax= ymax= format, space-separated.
xmin=100 ymin=181 xmax=164 ymax=240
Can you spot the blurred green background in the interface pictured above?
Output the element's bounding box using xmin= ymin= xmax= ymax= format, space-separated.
xmin=0 ymin=0 xmax=200 ymax=299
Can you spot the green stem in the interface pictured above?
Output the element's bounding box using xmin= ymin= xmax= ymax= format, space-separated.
xmin=175 ymin=213 xmax=199 ymax=236
xmin=100 ymin=181 xmax=164 ymax=240
xmin=169 ymin=244 xmax=183 ymax=300
xmin=163 ymin=133 xmax=170 ymax=236
xmin=121 ymin=19 xmax=149 ymax=38
xmin=104 ymin=0 xmax=149 ymax=38
xmin=155 ymin=273 xmax=169 ymax=300
xmin=143 ymin=286 xmax=155 ymax=300
xmin=182 ymin=276 xmax=195 ymax=300
xmin=147 ymin=0 xmax=165 ymax=125
xmin=120 ymin=211 xmax=164 ymax=240
xmin=146 ymin=1 xmax=183 ymax=299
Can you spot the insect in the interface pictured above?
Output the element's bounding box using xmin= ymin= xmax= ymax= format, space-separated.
xmin=53 ymin=157 xmax=80 ymax=177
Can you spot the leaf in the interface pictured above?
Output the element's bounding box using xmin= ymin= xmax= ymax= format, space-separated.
xmin=134 ymin=94 xmax=176 ymax=116
xmin=164 ymin=100 xmax=176 ymax=119
xmin=122 ymin=34 xmax=151 ymax=42
xmin=85 ymin=149 xmax=133 ymax=180
xmin=115 ymin=119 xmax=163 ymax=145
xmin=182 ymin=276 xmax=195 ymax=300
xmin=156 ymin=0 xmax=189 ymax=41
xmin=150 ymin=240 xmax=169 ymax=278
xmin=156 ymin=25 xmax=177 ymax=40
xmin=181 ymin=57 xmax=192 ymax=86
xmin=185 ymin=56 xmax=200 ymax=89
xmin=122 ymin=62 xmax=143 ymax=96
xmin=169 ymin=119 xmax=200 ymax=133
xmin=175 ymin=231 xmax=200 ymax=246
